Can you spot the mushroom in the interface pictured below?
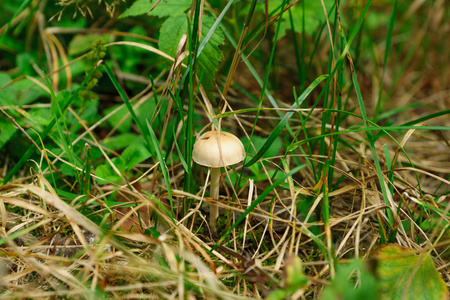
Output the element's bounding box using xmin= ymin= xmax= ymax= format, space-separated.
xmin=192 ymin=130 xmax=245 ymax=232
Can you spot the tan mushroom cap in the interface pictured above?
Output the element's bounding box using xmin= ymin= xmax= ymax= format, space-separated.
xmin=192 ymin=130 xmax=245 ymax=168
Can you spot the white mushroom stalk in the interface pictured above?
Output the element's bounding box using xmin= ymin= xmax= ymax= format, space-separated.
xmin=192 ymin=130 xmax=245 ymax=232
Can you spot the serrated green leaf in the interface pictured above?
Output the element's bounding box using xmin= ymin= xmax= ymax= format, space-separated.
xmin=120 ymin=0 xmax=191 ymax=19
xmin=372 ymin=244 xmax=449 ymax=300
xmin=159 ymin=15 xmax=224 ymax=95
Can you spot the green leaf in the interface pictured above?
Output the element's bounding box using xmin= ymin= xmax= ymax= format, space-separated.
xmin=159 ymin=15 xmax=224 ymax=96
xmin=257 ymin=0 xmax=334 ymax=40
xmin=94 ymin=157 xmax=126 ymax=185
xmin=146 ymin=120 xmax=174 ymax=216
xmin=104 ymin=104 xmax=132 ymax=133
xmin=242 ymin=135 xmax=281 ymax=164
xmin=68 ymin=34 xmax=109 ymax=56
xmin=0 ymin=120 xmax=18 ymax=149
xmin=110 ymin=26 xmax=157 ymax=74
xmin=285 ymin=255 xmax=307 ymax=288
xmin=102 ymin=133 xmax=142 ymax=151
xmin=0 ymin=74 xmax=46 ymax=106
xmin=319 ymin=260 xmax=379 ymax=300
xmin=371 ymin=244 xmax=449 ymax=300
xmin=16 ymin=52 xmax=37 ymax=76
xmin=120 ymin=0 xmax=191 ymax=19
xmin=0 ymin=73 xmax=12 ymax=87
xmin=121 ymin=141 xmax=151 ymax=171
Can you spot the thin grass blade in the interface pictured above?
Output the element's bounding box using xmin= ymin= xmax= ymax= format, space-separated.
xmin=244 ymin=74 xmax=328 ymax=167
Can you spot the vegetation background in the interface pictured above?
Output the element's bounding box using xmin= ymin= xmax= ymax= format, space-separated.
xmin=0 ymin=0 xmax=449 ymax=298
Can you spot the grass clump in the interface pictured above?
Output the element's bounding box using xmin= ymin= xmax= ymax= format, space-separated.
xmin=0 ymin=0 xmax=449 ymax=299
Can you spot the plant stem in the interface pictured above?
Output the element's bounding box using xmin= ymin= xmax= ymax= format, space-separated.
xmin=210 ymin=167 xmax=221 ymax=232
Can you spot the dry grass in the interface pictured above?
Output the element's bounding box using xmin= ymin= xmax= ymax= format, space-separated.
xmin=1 ymin=112 xmax=449 ymax=298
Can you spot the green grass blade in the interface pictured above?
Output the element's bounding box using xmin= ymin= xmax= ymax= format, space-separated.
xmin=196 ymin=0 xmax=234 ymax=59
xmin=102 ymin=63 xmax=156 ymax=159
xmin=350 ymin=59 xmax=395 ymax=227
xmin=48 ymin=89 xmax=83 ymax=180
xmin=213 ymin=6 xmax=295 ymax=136
xmin=143 ymin=191 xmax=176 ymax=225
xmin=81 ymin=143 xmax=92 ymax=195
xmin=172 ymin=126 xmax=189 ymax=174
xmin=244 ymin=74 xmax=328 ymax=167
xmin=374 ymin=0 xmax=397 ymax=121
xmin=0 ymin=0 xmax=33 ymax=42
xmin=146 ymin=120 xmax=174 ymax=217
xmin=288 ymin=125 xmax=450 ymax=151
xmin=401 ymin=110 xmax=450 ymax=127
xmin=248 ymin=0 xmax=288 ymax=140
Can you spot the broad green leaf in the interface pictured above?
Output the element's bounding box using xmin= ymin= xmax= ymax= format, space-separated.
xmin=0 ymin=74 xmax=45 ymax=106
xmin=319 ymin=260 xmax=379 ymax=300
xmin=159 ymin=15 xmax=224 ymax=96
xmin=371 ymin=244 xmax=448 ymax=300
xmin=60 ymin=162 xmax=78 ymax=177
xmin=94 ymin=157 xmax=126 ymax=185
xmin=16 ymin=52 xmax=37 ymax=76
xmin=121 ymin=141 xmax=151 ymax=171
xmin=241 ymin=135 xmax=281 ymax=165
xmin=68 ymin=34 xmax=110 ymax=56
xmin=3 ymin=67 xmax=97 ymax=184
xmin=104 ymin=104 xmax=132 ymax=133
xmin=256 ymin=0 xmax=334 ymax=40
xmin=109 ymin=26 xmax=157 ymax=74
xmin=102 ymin=133 xmax=142 ymax=151
xmin=136 ymin=98 xmax=159 ymax=129
xmin=286 ymin=255 xmax=307 ymax=288
xmin=0 ymin=72 xmax=12 ymax=87
xmin=15 ymin=80 xmax=47 ymax=105
xmin=104 ymin=100 xmax=159 ymax=134
xmin=120 ymin=0 xmax=191 ymax=19
xmin=0 ymin=120 xmax=17 ymax=149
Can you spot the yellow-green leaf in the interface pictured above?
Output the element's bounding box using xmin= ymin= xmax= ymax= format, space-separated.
xmin=371 ymin=244 xmax=449 ymax=300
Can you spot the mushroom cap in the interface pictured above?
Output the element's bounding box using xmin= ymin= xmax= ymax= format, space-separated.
xmin=192 ymin=130 xmax=245 ymax=168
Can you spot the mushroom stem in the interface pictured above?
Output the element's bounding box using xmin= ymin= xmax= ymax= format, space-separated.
xmin=210 ymin=167 xmax=221 ymax=232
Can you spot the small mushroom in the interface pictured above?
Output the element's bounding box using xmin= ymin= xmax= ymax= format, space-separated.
xmin=192 ymin=130 xmax=245 ymax=232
